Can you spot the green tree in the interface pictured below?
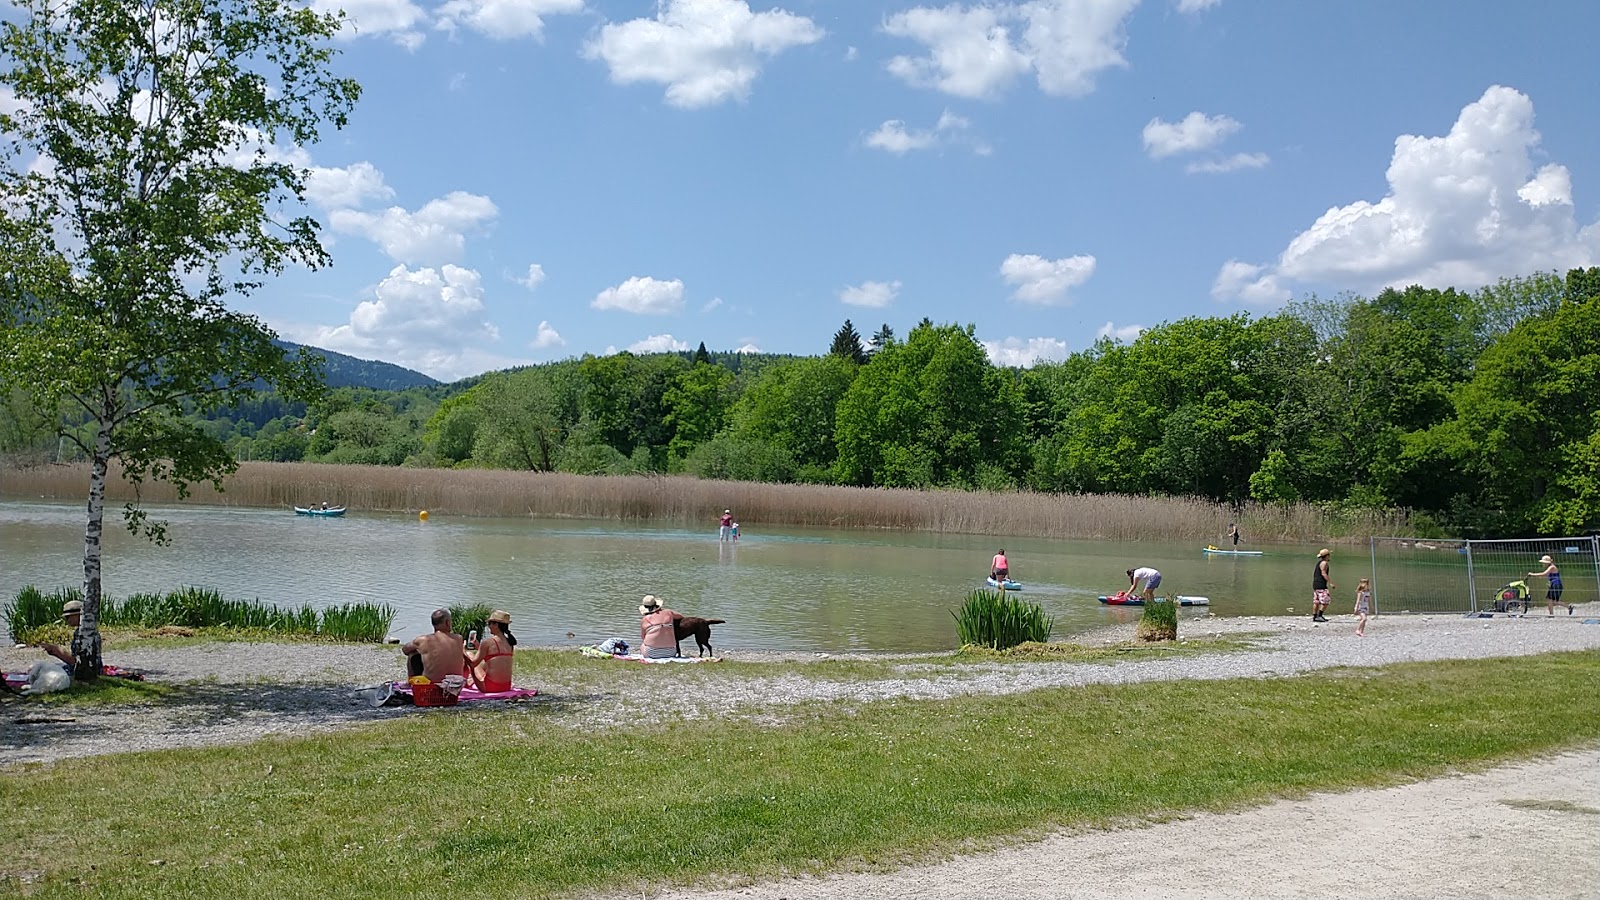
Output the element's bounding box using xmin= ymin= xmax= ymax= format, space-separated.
xmin=867 ymin=323 xmax=895 ymax=358
xmin=664 ymin=363 xmax=735 ymax=461
xmin=726 ymin=355 xmax=857 ymax=480
xmin=829 ymin=319 xmax=867 ymax=365
xmin=0 ymin=0 xmax=358 ymax=677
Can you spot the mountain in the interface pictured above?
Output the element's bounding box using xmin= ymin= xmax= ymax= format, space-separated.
xmin=273 ymin=340 xmax=440 ymax=391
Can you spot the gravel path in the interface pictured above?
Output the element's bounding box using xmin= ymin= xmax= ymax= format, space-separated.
xmin=3 ymin=611 xmax=1598 ymax=767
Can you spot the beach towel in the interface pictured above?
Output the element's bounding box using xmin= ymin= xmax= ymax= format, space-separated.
xmin=385 ymin=681 xmax=539 ymax=703
xmin=577 ymin=646 xmax=719 ymax=663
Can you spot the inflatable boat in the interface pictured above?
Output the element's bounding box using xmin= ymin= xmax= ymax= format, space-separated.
xmin=986 ymin=576 xmax=1023 ymax=591
xmin=1098 ymin=593 xmax=1209 ymax=607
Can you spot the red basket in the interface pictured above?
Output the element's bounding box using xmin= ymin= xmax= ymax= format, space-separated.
xmin=411 ymin=681 xmax=459 ymax=707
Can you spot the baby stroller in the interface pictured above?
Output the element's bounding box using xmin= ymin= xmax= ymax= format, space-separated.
xmin=1490 ymin=580 xmax=1531 ymax=615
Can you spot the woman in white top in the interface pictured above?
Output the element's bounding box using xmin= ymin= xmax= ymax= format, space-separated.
xmin=1126 ymin=566 xmax=1162 ymax=602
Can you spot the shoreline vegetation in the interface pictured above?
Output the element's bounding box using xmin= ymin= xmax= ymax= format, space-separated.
xmin=4 ymin=585 xmax=394 ymax=645
xmin=0 ymin=645 xmax=1595 ymax=898
xmin=0 ymin=460 xmax=1409 ymax=542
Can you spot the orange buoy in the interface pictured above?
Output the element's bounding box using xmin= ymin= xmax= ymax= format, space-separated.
xmin=419 ymin=510 xmax=429 ymax=521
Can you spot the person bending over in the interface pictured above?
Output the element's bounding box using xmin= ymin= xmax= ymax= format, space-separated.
xmin=1127 ymin=566 xmax=1162 ymax=603
xmin=402 ymin=608 xmax=466 ymax=682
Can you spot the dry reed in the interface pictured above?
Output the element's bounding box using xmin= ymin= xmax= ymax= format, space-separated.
xmin=0 ymin=461 xmax=1407 ymax=543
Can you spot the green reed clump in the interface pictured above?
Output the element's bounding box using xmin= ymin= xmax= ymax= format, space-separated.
xmin=952 ymin=588 xmax=1053 ymax=650
xmin=320 ymin=602 xmax=397 ymax=643
xmin=5 ymin=585 xmax=394 ymax=643
xmin=447 ymin=602 xmax=494 ymax=639
xmin=1136 ymin=595 xmax=1179 ymax=642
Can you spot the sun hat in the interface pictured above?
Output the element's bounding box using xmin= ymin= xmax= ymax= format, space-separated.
xmin=1317 ymin=548 xmax=1331 ymax=558
xmin=488 ymin=609 xmax=512 ymax=625
xmin=1539 ymin=555 xmax=1554 ymax=565
xmin=724 ymin=509 xmax=731 ymax=513
xmin=61 ymin=600 xmax=84 ymax=619
xmin=639 ymin=594 xmax=661 ymax=615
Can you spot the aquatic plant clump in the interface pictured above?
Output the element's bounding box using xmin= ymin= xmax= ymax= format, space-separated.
xmin=953 ymin=589 xmax=1053 ymax=650
xmin=1136 ymin=595 xmax=1180 ymax=642
xmin=3 ymin=585 xmax=394 ymax=643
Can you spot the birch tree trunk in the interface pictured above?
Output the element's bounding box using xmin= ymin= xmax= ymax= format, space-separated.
xmin=72 ymin=422 xmax=111 ymax=681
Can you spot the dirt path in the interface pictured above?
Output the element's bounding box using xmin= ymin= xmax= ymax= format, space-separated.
xmin=644 ymin=748 xmax=1600 ymax=900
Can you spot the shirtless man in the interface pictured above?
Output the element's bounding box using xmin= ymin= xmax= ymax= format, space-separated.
xmin=402 ymin=608 xmax=466 ymax=682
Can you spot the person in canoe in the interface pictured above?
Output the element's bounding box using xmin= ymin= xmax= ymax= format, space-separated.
xmin=990 ymin=549 xmax=1010 ymax=584
xmin=1126 ymin=566 xmax=1162 ymax=603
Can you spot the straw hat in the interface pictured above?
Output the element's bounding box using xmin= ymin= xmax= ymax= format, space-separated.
xmin=1539 ymin=555 xmax=1554 ymax=565
xmin=1317 ymin=548 xmax=1331 ymax=558
xmin=488 ymin=609 xmax=512 ymax=625
xmin=61 ymin=600 xmax=84 ymax=619
xmin=639 ymin=594 xmax=661 ymax=615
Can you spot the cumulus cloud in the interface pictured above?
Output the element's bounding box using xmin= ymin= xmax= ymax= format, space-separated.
xmin=305 ymin=161 xmax=395 ymax=209
xmin=625 ymin=334 xmax=691 ymax=353
xmin=593 ymin=276 xmax=686 ymax=314
xmin=1143 ymin=111 xmax=1240 ymax=158
xmin=884 ymin=0 xmax=1139 ymax=100
xmin=1096 ymin=320 xmax=1145 ymax=342
xmin=999 ymin=253 xmax=1096 ymax=304
xmin=1175 ymin=0 xmax=1220 ymax=13
xmin=531 ymin=319 xmax=565 ymax=349
xmin=584 ymin=0 xmax=824 ymax=108
xmin=328 ymin=192 xmax=498 ymax=266
xmin=839 ymin=279 xmax=902 ymax=308
xmin=312 ymin=0 xmax=428 ymax=48
xmin=515 ymin=263 xmax=547 ymax=291
xmin=1186 ymin=152 xmax=1270 ymax=175
xmin=865 ymin=110 xmax=988 ymax=155
xmin=982 ymin=336 xmax=1070 ymax=367
xmin=1212 ymin=85 xmax=1600 ymax=304
xmin=288 ymin=264 xmax=508 ymax=380
xmin=434 ymin=0 xmax=583 ymax=39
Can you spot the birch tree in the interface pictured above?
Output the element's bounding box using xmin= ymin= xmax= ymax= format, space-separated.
xmin=0 ymin=0 xmax=359 ymax=678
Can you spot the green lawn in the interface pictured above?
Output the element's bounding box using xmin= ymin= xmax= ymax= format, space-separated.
xmin=1 ymin=651 xmax=1595 ymax=899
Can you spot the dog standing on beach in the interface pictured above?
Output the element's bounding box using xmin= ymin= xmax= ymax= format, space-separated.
xmin=672 ymin=615 xmax=725 ymax=658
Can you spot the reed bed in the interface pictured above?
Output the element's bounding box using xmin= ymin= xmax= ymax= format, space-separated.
xmin=0 ymin=461 xmax=1409 ymax=542
xmin=4 ymin=585 xmax=395 ymax=644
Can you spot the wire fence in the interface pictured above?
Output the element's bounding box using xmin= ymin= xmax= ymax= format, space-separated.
xmin=1370 ymin=536 xmax=1600 ymax=615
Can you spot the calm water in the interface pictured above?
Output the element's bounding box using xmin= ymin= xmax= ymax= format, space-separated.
xmin=1 ymin=500 xmax=1357 ymax=651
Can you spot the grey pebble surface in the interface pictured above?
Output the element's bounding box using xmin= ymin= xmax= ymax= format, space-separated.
xmin=3 ymin=610 xmax=1597 ymax=767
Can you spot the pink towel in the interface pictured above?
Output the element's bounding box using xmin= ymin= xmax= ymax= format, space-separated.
xmin=389 ymin=682 xmax=539 ymax=703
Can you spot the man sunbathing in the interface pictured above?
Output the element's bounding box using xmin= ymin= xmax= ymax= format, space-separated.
xmin=401 ymin=609 xmax=467 ymax=683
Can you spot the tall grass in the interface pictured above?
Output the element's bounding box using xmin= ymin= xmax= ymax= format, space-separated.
xmin=3 ymin=585 xmax=394 ymax=644
xmin=1136 ymin=596 xmax=1180 ymax=642
xmin=446 ymin=602 xmax=494 ymax=640
xmin=952 ymin=588 xmax=1053 ymax=650
xmin=0 ymin=461 xmax=1409 ymax=542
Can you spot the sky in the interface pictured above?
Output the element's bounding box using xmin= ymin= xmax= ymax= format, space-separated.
xmin=72 ymin=1 xmax=1600 ymax=379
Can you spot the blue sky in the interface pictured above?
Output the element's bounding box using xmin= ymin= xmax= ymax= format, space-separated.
xmin=242 ymin=0 xmax=1600 ymax=380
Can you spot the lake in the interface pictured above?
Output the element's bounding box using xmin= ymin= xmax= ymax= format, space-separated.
xmin=2 ymin=500 xmax=1363 ymax=651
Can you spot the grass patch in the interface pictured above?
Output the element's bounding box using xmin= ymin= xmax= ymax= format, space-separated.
xmin=1496 ymin=798 xmax=1599 ymax=815
xmin=6 ymin=677 xmax=177 ymax=707
xmin=954 ymin=635 xmax=1260 ymax=663
xmin=952 ymin=589 xmax=1052 ymax=650
xmin=0 ymin=651 xmax=1596 ymax=899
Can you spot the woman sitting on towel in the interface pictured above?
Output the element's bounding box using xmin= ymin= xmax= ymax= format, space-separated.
xmin=639 ymin=595 xmax=679 ymax=659
xmin=465 ymin=609 xmax=517 ymax=692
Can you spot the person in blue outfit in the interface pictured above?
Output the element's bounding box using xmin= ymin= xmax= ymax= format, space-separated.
xmin=1528 ymin=555 xmax=1572 ymax=616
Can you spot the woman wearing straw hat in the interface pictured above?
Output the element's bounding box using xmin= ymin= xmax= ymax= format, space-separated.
xmin=465 ymin=609 xmax=517 ymax=692
xmin=639 ymin=595 xmax=680 ymax=659
xmin=1528 ymin=555 xmax=1572 ymax=616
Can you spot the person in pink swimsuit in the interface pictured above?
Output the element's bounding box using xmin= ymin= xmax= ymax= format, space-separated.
xmin=465 ymin=609 xmax=516 ymax=692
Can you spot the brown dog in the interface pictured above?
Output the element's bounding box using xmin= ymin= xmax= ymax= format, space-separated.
xmin=671 ymin=614 xmax=725 ymax=657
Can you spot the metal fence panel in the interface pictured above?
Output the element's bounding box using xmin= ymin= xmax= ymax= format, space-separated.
xmin=1462 ymin=536 xmax=1599 ymax=615
xmin=1369 ymin=537 xmax=1471 ymax=614
xmin=1370 ymin=535 xmax=1599 ymax=615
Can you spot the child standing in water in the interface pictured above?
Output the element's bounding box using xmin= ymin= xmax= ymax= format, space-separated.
xmin=1354 ymin=577 xmax=1372 ymax=637
xmin=731 ymin=522 xmax=740 ymax=541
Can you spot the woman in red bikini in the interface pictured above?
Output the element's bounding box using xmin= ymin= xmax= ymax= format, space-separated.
xmin=465 ymin=609 xmax=517 ymax=692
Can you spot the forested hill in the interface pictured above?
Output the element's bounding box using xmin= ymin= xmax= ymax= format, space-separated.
xmin=274 ymin=341 xmax=440 ymax=391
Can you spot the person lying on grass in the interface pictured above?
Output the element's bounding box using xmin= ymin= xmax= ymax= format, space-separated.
xmin=402 ymin=608 xmax=466 ymax=683
xmin=464 ymin=609 xmax=517 ymax=692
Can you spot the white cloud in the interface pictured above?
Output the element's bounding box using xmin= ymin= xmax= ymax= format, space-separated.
xmin=839 ymin=279 xmax=902 ymax=308
xmin=584 ymin=0 xmax=824 ymax=109
xmin=1143 ymin=111 xmax=1240 ymax=159
xmin=627 ymin=334 xmax=691 ymax=353
xmin=592 ymin=276 xmax=686 ymax=314
xmin=865 ymin=109 xmax=985 ymax=155
xmin=1175 ymin=0 xmax=1220 ymax=13
xmin=516 ymin=263 xmax=547 ymax=291
xmin=999 ymin=252 xmax=1096 ymax=304
xmin=531 ymin=320 xmax=565 ymax=349
xmin=884 ymin=0 xmax=1139 ymax=100
xmin=305 ymin=161 xmax=395 ymax=209
xmin=982 ymin=336 xmax=1070 ymax=367
xmin=1186 ymin=152 xmax=1270 ymax=174
xmin=435 ymin=0 xmax=583 ymax=39
xmin=312 ymin=0 xmax=428 ymax=48
xmin=1213 ymin=85 xmax=1600 ymax=304
xmin=701 ymin=297 xmax=724 ymax=312
xmin=328 ymin=192 xmax=498 ymax=265
xmin=1095 ymin=320 xmax=1145 ymax=342
xmin=288 ymin=264 xmax=509 ymax=380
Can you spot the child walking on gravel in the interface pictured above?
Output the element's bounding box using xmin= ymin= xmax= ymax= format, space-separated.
xmin=1354 ymin=578 xmax=1372 ymax=637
